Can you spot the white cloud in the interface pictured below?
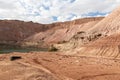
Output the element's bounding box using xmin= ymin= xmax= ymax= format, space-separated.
xmin=0 ymin=0 xmax=120 ymax=24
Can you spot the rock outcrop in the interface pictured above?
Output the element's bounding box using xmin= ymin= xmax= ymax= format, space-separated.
xmin=0 ymin=20 xmax=72 ymax=48
xmin=23 ymin=17 xmax=104 ymax=48
xmin=0 ymin=20 xmax=59 ymax=48
xmin=89 ymin=6 xmax=120 ymax=36
xmin=67 ymin=6 xmax=120 ymax=59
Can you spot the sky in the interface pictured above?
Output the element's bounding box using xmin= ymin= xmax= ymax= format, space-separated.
xmin=0 ymin=0 xmax=120 ymax=24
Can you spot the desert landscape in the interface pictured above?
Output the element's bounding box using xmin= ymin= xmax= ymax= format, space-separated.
xmin=1 ymin=4 xmax=120 ymax=80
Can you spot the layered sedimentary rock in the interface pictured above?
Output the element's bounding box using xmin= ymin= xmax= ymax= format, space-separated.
xmin=67 ymin=6 xmax=120 ymax=59
xmin=0 ymin=20 xmax=45 ymax=41
xmin=0 ymin=20 xmax=73 ymax=47
xmin=89 ymin=6 xmax=120 ymax=35
xmin=55 ymin=6 xmax=120 ymax=52
xmin=0 ymin=20 xmax=59 ymax=48
xmin=23 ymin=17 xmax=104 ymax=48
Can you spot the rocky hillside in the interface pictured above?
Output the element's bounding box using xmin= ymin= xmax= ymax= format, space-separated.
xmin=73 ymin=34 xmax=120 ymax=58
xmin=0 ymin=20 xmax=58 ymax=47
xmin=62 ymin=6 xmax=120 ymax=59
xmin=89 ymin=6 xmax=120 ymax=36
xmin=54 ymin=6 xmax=120 ymax=53
xmin=22 ymin=17 xmax=104 ymax=48
xmin=0 ymin=17 xmax=104 ymax=48
xmin=0 ymin=20 xmax=44 ymax=41
xmin=52 ymin=17 xmax=104 ymax=51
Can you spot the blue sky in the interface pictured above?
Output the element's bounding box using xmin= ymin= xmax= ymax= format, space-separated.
xmin=0 ymin=0 xmax=120 ymax=24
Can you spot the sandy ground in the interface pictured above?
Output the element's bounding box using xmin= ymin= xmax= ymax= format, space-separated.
xmin=1 ymin=52 xmax=120 ymax=80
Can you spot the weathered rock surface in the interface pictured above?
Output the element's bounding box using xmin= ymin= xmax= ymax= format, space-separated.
xmin=23 ymin=17 xmax=104 ymax=48
xmin=89 ymin=6 xmax=120 ymax=35
xmin=0 ymin=20 xmax=60 ymax=48
xmin=0 ymin=20 xmax=45 ymax=41
xmin=0 ymin=17 xmax=104 ymax=49
xmin=67 ymin=6 xmax=120 ymax=59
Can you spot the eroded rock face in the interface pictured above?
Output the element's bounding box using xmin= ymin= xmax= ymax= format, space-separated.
xmin=0 ymin=20 xmax=69 ymax=48
xmin=54 ymin=31 xmax=104 ymax=51
xmin=89 ymin=6 xmax=120 ymax=36
xmin=23 ymin=17 xmax=104 ymax=48
xmin=67 ymin=6 xmax=120 ymax=58
xmin=0 ymin=20 xmax=45 ymax=41
xmin=0 ymin=17 xmax=104 ymax=49
xmin=0 ymin=20 xmax=59 ymax=48
xmin=52 ymin=19 xmax=104 ymax=51
xmin=68 ymin=34 xmax=120 ymax=58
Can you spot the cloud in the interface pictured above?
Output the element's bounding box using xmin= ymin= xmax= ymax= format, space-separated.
xmin=0 ymin=0 xmax=120 ymax=24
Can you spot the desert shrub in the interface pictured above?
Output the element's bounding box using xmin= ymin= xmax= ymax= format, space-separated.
xmin=48 ymin=45 xmax=58 ymax=52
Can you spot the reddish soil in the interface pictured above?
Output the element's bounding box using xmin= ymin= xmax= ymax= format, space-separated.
xmin=1 ymin=52 xmax=120 ymax=80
